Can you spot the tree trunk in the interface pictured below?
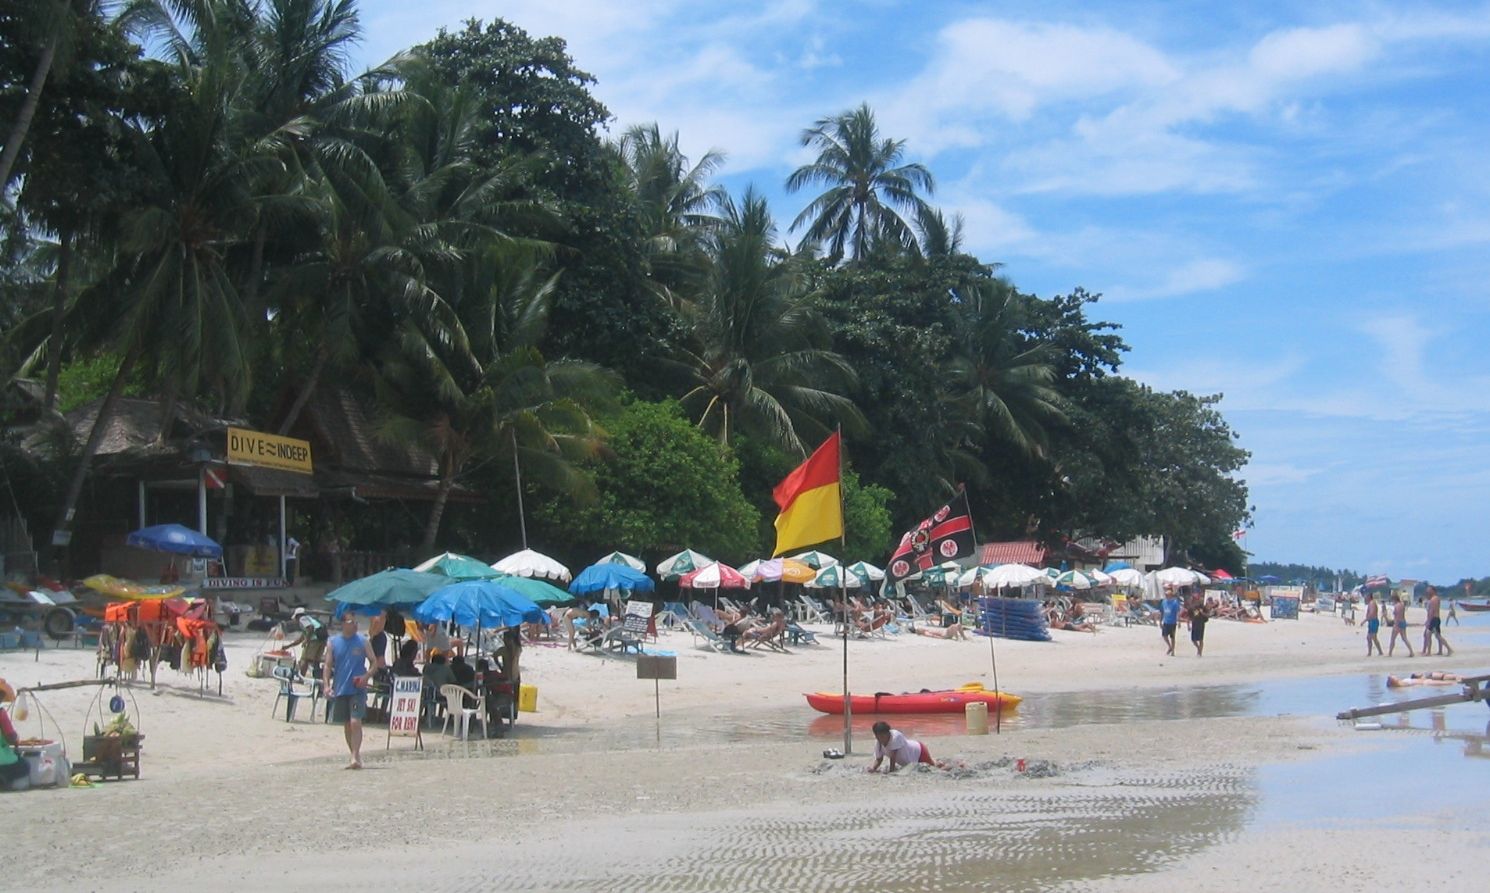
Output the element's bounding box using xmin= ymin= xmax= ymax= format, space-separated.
xmin=43 ymin=231 xmax=72 ymax=410
xmin=423 ymin=471 xmax=455 ymax=554
xmin=0 ymin=36 xmax=57 ymax=194
xmin=276 ymin=350 xmax=326 ymax=435
xmin=154 ymin=377 xmax=178 ymax=444
xmin=51 ymin=343 xmax=140 ymax=570
xmin=230 ymin=227 xmax=269 ymax=417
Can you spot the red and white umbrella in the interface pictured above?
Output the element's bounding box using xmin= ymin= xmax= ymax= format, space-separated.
xmin=680 ymin=562 xmax=751 ymax=589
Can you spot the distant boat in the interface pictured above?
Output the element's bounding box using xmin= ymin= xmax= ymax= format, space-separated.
xmin=1457 ymin=602 xmax=1490 ymax=613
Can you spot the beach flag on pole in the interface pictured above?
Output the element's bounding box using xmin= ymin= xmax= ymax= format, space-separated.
xmin=885 ymin=489 xmax=976 ymax=583
xmin=771 ymin=433 xmax=843 ymax=556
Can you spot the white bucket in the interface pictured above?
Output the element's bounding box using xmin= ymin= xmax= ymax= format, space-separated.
xmin=965 ymin=700 xmax=989 ymax=735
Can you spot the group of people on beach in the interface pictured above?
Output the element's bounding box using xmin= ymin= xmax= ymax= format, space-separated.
xmin=1362 ymin=586 xmax=1453 ymax=658
xmin=1159 ymin=587 xmax=1212 ymax=657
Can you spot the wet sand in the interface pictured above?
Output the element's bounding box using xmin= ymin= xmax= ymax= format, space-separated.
xmin=4 ymin=609 xmax=1488 ymax=891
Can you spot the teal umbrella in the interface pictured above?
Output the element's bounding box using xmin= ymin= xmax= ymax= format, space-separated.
xmin=328 ymin=569 xmax=449 ymax=616
xmin=790 ymin=550 xmax=839 ymax=570
xmin=807 ymin=564 xmax=865 ymax=589
xmin=412 ymin=552 xmax=498 ymax=580
xmin=596 ymin=550 xmax=646 ymax=572
xmin=492 ymin=572 xmax=572 ymax=606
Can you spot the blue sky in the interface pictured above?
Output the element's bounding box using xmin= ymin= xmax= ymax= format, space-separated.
xmin=352 ymin=1 xmax=1490 ymax=583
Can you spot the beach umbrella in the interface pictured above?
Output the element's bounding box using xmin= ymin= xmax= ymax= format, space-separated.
xmin=126 ymin=523 xmax=223 ymax=559
xmin=1151 ymin=567 xmax=1206 ymax=587
xmin=982 ymin=563 xmax=1047 ymax=589
xmin=956 ymin=566 xmax=986 ymax=588
xmin=413 ymin=579 xmax=548 ymax=628
xmin=680 ymin=562 xmax=751 ymax=589
xmin=413 ymin=552 xmax=498 ymax=580
xmin=807 ymin=564 xmax=865 ymax=589
xmin=1103 ymin=561 xmax=1133 ymax=571
xmin=738 ymin=559 xmax=763 ymax=579
xmin=1209 ymin=568 xmax=1235 ymax=582
xmin=1108 ymin=568 xmax=1146 ymax=587
xmin=329 ymin=568 xmax=450 ymax=616
xmin=1087 ymin=569 xmax=1115 ymax=586
xmin=1054 ymin=569 xmax=1094 ymax=590
xmin=569 ymin=562 xmax=656 ymax=595
xmin=655 ymin=549 xmax=714 ymax=580
xmin=492 ymin=548 xmax=571 ymax=582
xmin=490 ymin=573 xmax=572 ymax=606
xmin=596 ymin=550 xmax=646 ymax=572
xmin=751 ymin=557 xmax=816 ymax=584
xmin=790 ymin=550 xmax=839 ymax=570
xmin=845 ymin=561 xmax=885 ymax=582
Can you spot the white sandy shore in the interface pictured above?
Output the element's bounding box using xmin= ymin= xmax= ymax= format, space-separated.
xmin=4 ymin=606 xmax=1486 ymax=891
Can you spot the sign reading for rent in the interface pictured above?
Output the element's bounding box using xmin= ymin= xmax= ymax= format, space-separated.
xmin=227 ymin=426 xmax=313 ymax=474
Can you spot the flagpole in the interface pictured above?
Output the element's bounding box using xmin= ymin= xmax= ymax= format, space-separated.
xmin=511 ymin=428 xmax=528 ymax=550
xmin=962 ymin=486 xmax=999 ymax=735
xmin=836 ymin=425 xmax=852 ymax=756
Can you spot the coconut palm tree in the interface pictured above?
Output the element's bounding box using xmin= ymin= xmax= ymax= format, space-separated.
xmin=612 ymin=123 xmax=726 ymax=306
xmin=951 ymin=279 xmax=1066 ymax=458
xmin=664 ymin=187 xmax=861 ymax=453
xmin=785 ymin=103 xmax=934 ymax=264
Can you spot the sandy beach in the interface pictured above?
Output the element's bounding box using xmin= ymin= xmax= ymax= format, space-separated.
xmin=4 ymin=605 xmax=1487 ymax=891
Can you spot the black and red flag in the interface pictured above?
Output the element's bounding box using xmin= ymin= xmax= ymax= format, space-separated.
xmin=885 ymin=490 xmax=976 ymax=583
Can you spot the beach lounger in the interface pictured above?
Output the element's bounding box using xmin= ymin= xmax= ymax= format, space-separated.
xmin=797 ymin=595 xmax=831 ymax=624
xmin=658 ymin=602 xmax=690 ymax=629
xmin=748 ymin=627 xmax=789 ymax=652
xmin=600 ymin=626 xmax=644 ymax=654
xmin=683 ymin=618 xmax=738 ymax=653
xmin=785 ymin=620 xmax=819 ymax=646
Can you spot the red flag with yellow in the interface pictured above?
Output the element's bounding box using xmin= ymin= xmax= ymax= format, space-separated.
xmin=771 ymin=433 xmax=843 ymax=556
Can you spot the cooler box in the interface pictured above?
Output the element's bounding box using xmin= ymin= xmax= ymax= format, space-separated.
xmin=19 ymin=740 xmax=69 ymax=787
xmin=518 ymin=684 xmax=538 ymax=713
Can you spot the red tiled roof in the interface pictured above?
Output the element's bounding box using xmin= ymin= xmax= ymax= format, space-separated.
xmin=979 ymin=541 xmax=1046 ymax=566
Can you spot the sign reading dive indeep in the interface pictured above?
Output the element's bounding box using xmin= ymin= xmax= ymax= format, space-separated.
xmin=227 ymin=426 xmax=314 ymax=474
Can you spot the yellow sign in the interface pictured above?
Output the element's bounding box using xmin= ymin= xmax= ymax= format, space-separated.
xmin=227 ymin=426 xmax=313 ymax=474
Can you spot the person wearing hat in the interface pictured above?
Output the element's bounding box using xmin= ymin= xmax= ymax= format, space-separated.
xmin=284 ymin=608 xmax=326 ymax=677
xmin=0 ymin=678 xmax=29 ymax=791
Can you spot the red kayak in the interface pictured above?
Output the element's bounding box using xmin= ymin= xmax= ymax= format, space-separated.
xmin=804 ymin=683 xmax=1022 ymax=715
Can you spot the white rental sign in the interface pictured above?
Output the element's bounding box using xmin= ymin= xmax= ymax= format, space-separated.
xmin=386 ymin=676 xmax=424 ymax=749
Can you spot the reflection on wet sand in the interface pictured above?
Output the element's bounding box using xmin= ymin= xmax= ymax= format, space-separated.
xmin=510 ymin=766 xmax=1258 ymax=892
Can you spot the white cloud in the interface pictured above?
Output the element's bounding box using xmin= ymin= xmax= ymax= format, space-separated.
xmin=1104 ymin=258 xmax=1246 ymax=302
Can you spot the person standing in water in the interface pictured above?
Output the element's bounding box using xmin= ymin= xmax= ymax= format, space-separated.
xmin=1421 ymin=586 xmax=1453 ymax=657
xmin=1387 ymin=594 xmax=1414 ymax=657
xmin=1363 ymin=592 xmax=1383 ymax=656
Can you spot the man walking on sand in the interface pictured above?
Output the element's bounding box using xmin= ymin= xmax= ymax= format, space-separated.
xmin=1421 ymin=586 xmax=1453 ymax=657
xmin=1160 ymin=587 xmax=1182 ymax=656
xmin=324 ymin=613 xmax=378 ymax=770
xmin=1188 ymin=594 xmax=1211 ymax=657
xmin=1364 ymin=593 xmax=1383 ymax=656
xmin=1387 ymin=594 xmax=1413 ymax=657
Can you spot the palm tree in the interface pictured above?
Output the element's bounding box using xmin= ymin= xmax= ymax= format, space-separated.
xmin=951 ymin=279 xmax=1066 ymax=457
xmin=0 ymin=1 xmax=106 ymax=192
xmin=50 ymin=1 xmax=261 ymax=552
xmin=612 ymin=123 xmax=726 ymax=306
xmin=785 ymin=103 xmax=934 ymax=264
xmin=664 ymin=187 xmax=861 ymax=453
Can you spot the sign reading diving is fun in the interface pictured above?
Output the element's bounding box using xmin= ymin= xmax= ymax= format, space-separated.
xmin=227 ymin=426 xmax=313 ymax=474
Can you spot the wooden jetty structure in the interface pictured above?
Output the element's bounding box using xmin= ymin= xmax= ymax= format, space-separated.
xmin=1337 ymin=673 xmax=1490 ymax=721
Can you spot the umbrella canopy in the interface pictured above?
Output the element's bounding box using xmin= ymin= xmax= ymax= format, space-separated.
xmin=1209 ymin=568 xmax=1235 ymax=581
xmin=845 ymin=560 xmax=885 ymax=582
xmin=680 ymin=562 xmax=750 ymax=589
xmin=790 ymin=550 xmax=839 ymax=570
xmin=738 ymin=559 xmax=763 ymax=579
xmin=1103 ymin=561 xmax=1133 ymax=571
xmin=982 ymin=563 xmax=1048 ymax=589
xmin=956 ymin=566 xmax=988 ymax=588
xmin=750 ymin=557 xmax=816 ymax=584
xmin=492 ymin=548 xmax=571 ymax=582
xmin=1107 ymin=567 xmax=1147 ymax=587
xmin=596 ymin=550 xmax=646 ymax=572
xmin=1054 ymin=569 xmax=1094 ymax=590
xmin=490 ymin=573 xmax=572 ymax=606
xmin=1087 ymin=569 xmax=1115 ymax=586
xmin=413 ymin=579 xmax=548 ymax=628
xmin=328 ymin=569 xmax=450 ymax=616
xmin=126 ymin=523 xmax=223 ymax=559
xmin=569 ymin=562 xmax=656 ymax=595
xmin=807 ymin=564 xmax=865 ymax=589
xmin=1151 ymin=567 xmax=1207 ymax=587
xmin=412 ymin=552 xmax=498 ymax=580
xmin=655 ymin=549 xmax=714 ymax=580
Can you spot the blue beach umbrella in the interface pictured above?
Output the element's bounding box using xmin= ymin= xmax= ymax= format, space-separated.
xmin=569 ymin=563 xmax=656 ymax=595
xmin=126 ymin=523 xmax=223 ymax=559
xmin=413 ymin=579 xmax=548 ymax=629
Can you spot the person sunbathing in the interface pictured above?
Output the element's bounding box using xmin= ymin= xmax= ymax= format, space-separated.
xmin=1386 ymin=671 xmax=1464 ymax=688
xmin=741 ymin=610 xmax=787 ymax=647
xmin=914 ymin=621 xmax=966 ymax=640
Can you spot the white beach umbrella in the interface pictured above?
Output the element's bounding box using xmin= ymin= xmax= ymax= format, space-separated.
xmin=491 ymin=548 xmax=572 ymax=582
xmin=957 ymin=566 xmax=985 ymax=588
xmin=1087 ymin=569 xmax=1115 ymax=586
xmin=596 ymin=550 xmax=646 ymax=572
xmin=845 ymin=560 xmax=885 ymax=581
xmin=1150 ymin=567 xmax=1204 ymax=587
xmin=807 ymin=564 xmax=865 ymax=589
xmin=1054 ymin=569 xmax=1094 ymax=590
xmin=738 ymin=559 xmax=763 ymax=579
xmin=982 ymin=563 xmax=1048 ymax=589
xmin=656 ymin=549 xmax=714 ymax=580
xmin=790 ymin=550 xmax=839 ymax=570
xmin=1107 ymin=568 xmax=1146 ymax=587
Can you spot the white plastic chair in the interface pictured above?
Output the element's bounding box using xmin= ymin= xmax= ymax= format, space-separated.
xmin=439 ymin=684 xmax=485 ymax=740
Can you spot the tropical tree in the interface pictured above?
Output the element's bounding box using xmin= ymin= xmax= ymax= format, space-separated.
xmin=612 ymin=122 xmax=725 ymax=305
xmin=664 ymin=187 xmax=861 ymax=453
xmin=785 ymin=103 xmax=934 ymax=264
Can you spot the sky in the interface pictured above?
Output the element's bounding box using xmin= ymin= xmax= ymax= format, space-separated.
xmin=350 ymin=1 xmax=1490 ymax=584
